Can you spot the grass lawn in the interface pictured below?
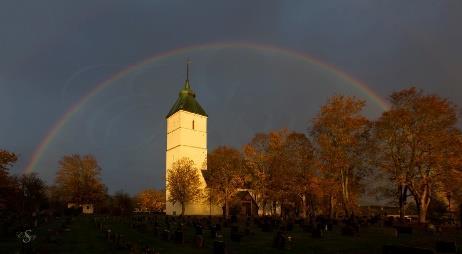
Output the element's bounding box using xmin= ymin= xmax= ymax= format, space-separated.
xmin=1 ymin=215 xmax=461 ymax=253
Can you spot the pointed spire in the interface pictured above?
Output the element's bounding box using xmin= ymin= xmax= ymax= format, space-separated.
xmin=166 ymin=58 xmax=206 ymax=118
xmin=180 ymin=59 xmax=195 ymax=97
xmin=186 ymin=58 xmax=191 ymax=81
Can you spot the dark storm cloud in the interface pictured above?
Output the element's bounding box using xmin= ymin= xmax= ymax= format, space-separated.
xmin=1 ymin=0 xmax=461 ymax=194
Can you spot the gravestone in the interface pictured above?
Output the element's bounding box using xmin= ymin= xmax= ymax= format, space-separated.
xmin=384 ymin=217 xmax=394 ymax=227
xmin=230 ymin=225 xmax=241 ymax=242
xmin=435 ymin=241 xmax=457 ymax=253
xmin=382 ymin=244 xmax=435 ymax=254
xmin=262 ymin=218 xmax=273 ymax=232
xmin=195 ymin=235 xmax=204 ymax=248
xmin=302 ymin=223 xmax=313 ymax=233
xmin=394 ymin=226 xmax=412 ymax=238
xmin=273 ymin=230 xmax=286 ymax=249
xmin=311 ymin=226 xmax=323 ymax=238
xmin=213 ymin=240 xmax=225 ymax=254
xmin=106 ymin=229 xmax=112 ymax=241
xmin=195 ymin=225 xmax=203 ymax=235
xmin=117 ymin=234 xmax=127 ymax=250
xmin=327 ymin=221 xmax=334 ymax=231
xmin=162 ymin=229 xmax=170 ymax=241
xmin=286 ymin=221 xmax=294 ymax=231
xmin=174 ymin=229 xmax=184 ymax=244
xmin=153 ymin=226 xmax=159 ymax=237
xmin=286 ymin=235 xmax=293 ymax=250
xmin=341 ymin=225 xmax=356 ymax=236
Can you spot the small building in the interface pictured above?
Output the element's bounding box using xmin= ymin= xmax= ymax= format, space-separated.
xmin=67 ymin=203 xmax=94 ymax=214
xmin=226 ymin=190 xmax=259 ymax=217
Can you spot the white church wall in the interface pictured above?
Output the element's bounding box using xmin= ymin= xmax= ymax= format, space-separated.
xmin=165 ymin=110 xmax=221 ymax=215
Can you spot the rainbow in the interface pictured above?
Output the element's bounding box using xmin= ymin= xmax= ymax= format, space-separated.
xmin=23 ymin=42 xmax=390 ymax=174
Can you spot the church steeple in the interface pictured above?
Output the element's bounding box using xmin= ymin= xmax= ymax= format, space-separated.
xmin=166 ymin=60 xmax=207 ymax=118
xmin=186 ymin=58 xmax=191 ymax=82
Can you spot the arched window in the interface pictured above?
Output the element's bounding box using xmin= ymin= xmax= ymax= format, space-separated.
xmin=192 ymin=120 xmax=195 ymax=130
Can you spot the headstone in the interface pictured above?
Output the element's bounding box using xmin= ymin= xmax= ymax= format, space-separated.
xmin=195 ymin=225 xmax=203 ymax=235
xmin=162 ymin=229 xmax=170 ymax=241
xmin=395 ymin=226 xmax=412 ymax=238
xmin=327 ymin=222 xmax=334 ymax=231
xmin=273 ymin=230 xmax=286 ymax=249
xmin=382 ymin=244 xmax=435 ymax=254
xmin=286 ymin=235 xmax=293 ymax=250
xmin=435 ymin=241 xmax=457 ymax=253
xmin=106 ymin=229 xmax=112 ymax=241
xmin=231 ymin=214 xmax=238 ymax=224
xmin=384 ymin=217 xmax=394 ymax=227
xmin=262 ymin=219 xmax=272 ymax=232
xmin=244 ymin=226 xmax=251 ymax=235
xmin=302 ymin=223 xmax=313 ymax=233
xmin=153 ymin=226 xmax=159 ymax=237
xmin=213 ymin=240 xmax=225 ymax=254
xmin=230 ymin=225 xmax=241 ymax=242
xmin=311 ymin=227 xmax=323 ymax=238
xmin=195 ymin=235 xmax=204 ymax=248
xmin=117 ymin=234 xmax=127 ymax=250
xmin=174 ymin=229 xmax=184 ymax=244
xmin=286 ymin=222 xmax=294 ymax=231
xmin=341 ymin=225 xmax=356 ymax=236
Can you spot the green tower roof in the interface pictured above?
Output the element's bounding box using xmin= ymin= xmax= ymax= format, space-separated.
xmin=166 ymin=79 xmax=208 ymax=118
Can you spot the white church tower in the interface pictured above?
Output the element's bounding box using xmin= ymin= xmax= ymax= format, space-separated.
xmin=165 ymin=62 xmax=221 ymax=215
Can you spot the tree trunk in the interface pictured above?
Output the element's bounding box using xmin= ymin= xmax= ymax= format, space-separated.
xmin=341 ymin=170 xmax=350 ymax=216
xmin=308 ymin=194 xmax=316 ymax=221
xmin=329 ymin=195 xmax=335 ymax=219
xmin=181 ymin=202 xmax=185 ymax=216
xmin=413 ymin=184 xmax=431 ymax=224
xmin=280 ymin=201 xmax=284 ymax=218
xmin=300 ymin=194 xmax=307 ymax=219
xmin=225 ymin=197 xmax=229 ymax=219
xmin=262 ymin=199 xmax=267 ymax=216
xmin=418 ymin=192 xmax=431 ymax=224
xmin=398 ymin=184 xmax=407 ymax=220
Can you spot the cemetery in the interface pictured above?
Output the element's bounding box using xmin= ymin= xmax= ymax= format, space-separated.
xmin=2 ymin=212 xmax=461 ymax=253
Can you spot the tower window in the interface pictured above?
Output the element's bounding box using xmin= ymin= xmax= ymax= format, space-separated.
xmin=192 ymin=120 xmax=195 ymax=130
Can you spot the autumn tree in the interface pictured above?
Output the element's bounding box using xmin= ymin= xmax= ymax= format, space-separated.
xmin=166 ymin=157 xmax=203 ymax=216
xmin=112 ymin=190 xmax=134 ymax=215
xmin=136 ymin=188 xmax=165 ymax=212
xmin=55 ymin=154 xmax=107 ymax=206
xmin=0 ymin=149 xmax=20 ymax=229
xmin=244 ymin=130 xmax=290 ymax=215
xmin=244 ymin=133 xmax=272 ymax=214
xmin=204 ymin=146 xmax=244 ymax=218
xmin=373 ymin=88 xmax=462 ymax=223
xmin=18 ymin=173 xmax=48 ymax=214
xmin=0 ymin=149 xmax=18 ymax=198
xmin=244 ymin=130 xmax=316 ymax=217
xmin=281 ymin=132 xmax=316 ymax=219
xmin=0 ymin=149 xmax=17 ymax=173
xmin=311 ymin=95 xmax=370 ymax=216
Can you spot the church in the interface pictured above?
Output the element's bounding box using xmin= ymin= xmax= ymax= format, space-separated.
xmin=165 ymin=63 xmax=222 ymax=216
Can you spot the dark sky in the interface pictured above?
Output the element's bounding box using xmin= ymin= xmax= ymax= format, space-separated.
xmin=1 ymin=1 xmax=461 ymax=195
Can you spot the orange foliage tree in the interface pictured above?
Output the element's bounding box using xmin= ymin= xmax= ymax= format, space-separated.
xmin=55 ymin=154 xmax=107 ymax=205
xmin=166 ymin=157 xmax=202 ymax=216
xmin=203 ymin=146 xmax=245 ymax=218
xmin=244 ymin=129 xmax=316 ymax=217
xmin=373 ymin=88 xmax=462 ymax=223
xmin=136 ymin=188 xmax=165 ymax=212
xmin=311 ymin=95 xmax=370 ymax=216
